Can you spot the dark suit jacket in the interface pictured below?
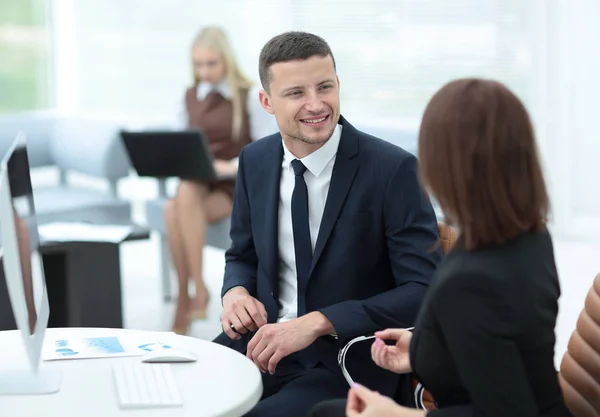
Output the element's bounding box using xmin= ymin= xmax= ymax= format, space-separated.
xmin=219 ymin=116 xmax=441 ymax=395
xmin=411 ymin=230 xmax=572 ymax=416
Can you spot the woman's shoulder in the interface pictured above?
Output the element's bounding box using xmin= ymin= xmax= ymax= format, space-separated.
xmin=184 ymin=85 xmax=197 ymax=95
xmin=448 ymin=229 xmax=552 ymax=268
xmin=435 ymin=229 xmax=555 ymax=295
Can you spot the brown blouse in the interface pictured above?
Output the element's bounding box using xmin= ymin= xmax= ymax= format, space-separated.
xmin=185 ymin=86 xmax=252 ymax=199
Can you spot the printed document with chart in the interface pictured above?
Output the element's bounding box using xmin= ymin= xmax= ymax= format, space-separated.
xmin=42 ymin=332 xmax=177 ymax=360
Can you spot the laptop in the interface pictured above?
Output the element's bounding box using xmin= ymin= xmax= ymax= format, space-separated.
xmin=121 ymin=130 xmax=219 ymax=180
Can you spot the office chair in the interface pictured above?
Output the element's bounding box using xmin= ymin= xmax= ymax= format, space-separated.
xmin=559 ymin=272 xmax=600 ymax=417
xmin=338 ymin=222 xmax=455 ymax=410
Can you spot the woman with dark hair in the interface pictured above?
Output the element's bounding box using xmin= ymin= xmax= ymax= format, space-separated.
xmin=310 ymin=79 xmax=571 ymax=416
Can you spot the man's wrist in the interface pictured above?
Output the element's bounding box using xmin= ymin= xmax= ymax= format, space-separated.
xmin=222 ymin=286 xmax=248 ymax=303
xmin=301 ymin=312 xmax=335 ymax=338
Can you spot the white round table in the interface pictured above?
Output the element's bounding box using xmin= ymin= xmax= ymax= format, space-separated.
xmin=0 ymin=328 xmax=262 ymax=416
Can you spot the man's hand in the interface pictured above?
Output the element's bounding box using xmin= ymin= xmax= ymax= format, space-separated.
xmin=246 ymin=312 xmax=334 ymax=374
xmin=222 ymin=287 xmax=268 ymax=340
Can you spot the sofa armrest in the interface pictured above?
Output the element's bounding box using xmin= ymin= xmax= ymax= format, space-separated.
xmin=50 ymin=118 xmax=130 ymax=181
xmin=0 ymin=111 xmax=57 ymax=168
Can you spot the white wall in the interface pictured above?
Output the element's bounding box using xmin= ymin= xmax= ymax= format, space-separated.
xmin=543 ymin=0 xmax=600 ymax=240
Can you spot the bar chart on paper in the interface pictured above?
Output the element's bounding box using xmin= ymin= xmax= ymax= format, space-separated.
xmin=42 ymin=333 xmax=176 ymax=360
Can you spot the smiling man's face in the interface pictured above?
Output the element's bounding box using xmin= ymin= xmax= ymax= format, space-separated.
xmin=260 ymin=55 xmax=340 ymax=150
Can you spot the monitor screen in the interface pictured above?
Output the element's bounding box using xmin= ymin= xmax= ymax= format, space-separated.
xmin=8 ymin=143 xmax=43 ymax=335
xmin=0 ymin=133 xmax=49 ymax=372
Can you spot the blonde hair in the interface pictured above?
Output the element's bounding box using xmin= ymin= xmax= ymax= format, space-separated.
xmin=191 ymin=26 xmax=253 ymax=141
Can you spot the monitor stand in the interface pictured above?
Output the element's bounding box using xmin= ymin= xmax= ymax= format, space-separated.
xmin=0 ymin=369 xmax=61 ymax=395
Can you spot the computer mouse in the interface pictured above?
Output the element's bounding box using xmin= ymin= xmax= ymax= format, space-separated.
xmin=141 ymin=348 xmax=197 ymax=363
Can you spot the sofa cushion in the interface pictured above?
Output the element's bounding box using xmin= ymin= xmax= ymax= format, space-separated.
xmin=32 ymin=186 xmax=131 ymax=224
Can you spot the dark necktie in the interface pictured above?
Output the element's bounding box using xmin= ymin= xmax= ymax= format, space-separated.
xmin=291 ymin=159 xmax=312 ymax=317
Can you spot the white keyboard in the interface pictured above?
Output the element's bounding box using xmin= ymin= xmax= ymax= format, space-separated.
xmin=113 ymin=363 xmax=183 ymax=409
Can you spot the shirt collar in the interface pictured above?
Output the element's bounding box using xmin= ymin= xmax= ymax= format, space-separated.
xmin=196 ymin=81 xmax=231 ymax=101
xmin=282 ymin=124 xmax=343 ymax=177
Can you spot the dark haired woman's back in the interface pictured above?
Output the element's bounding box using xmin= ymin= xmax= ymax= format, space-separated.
xmin=410 ymin=229 xmax=572 ymax=416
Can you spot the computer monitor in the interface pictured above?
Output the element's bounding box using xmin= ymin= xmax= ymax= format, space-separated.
xmin=0 ymin=133 xmax=60 ymax=394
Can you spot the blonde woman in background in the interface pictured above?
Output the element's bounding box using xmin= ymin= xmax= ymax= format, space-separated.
xmin=166 ymin=26 xmax=276 ymax=335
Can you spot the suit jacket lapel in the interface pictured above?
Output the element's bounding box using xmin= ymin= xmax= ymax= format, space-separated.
xmin=256 ymin=138 xmax=283 ymax=297
xmin=310 ymin=117 xmax=360 ymax=276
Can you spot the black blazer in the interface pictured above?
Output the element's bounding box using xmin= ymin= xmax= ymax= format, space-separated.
xmin=218 ymin=116 xmax=441 ymax=394
xmin=411 ymin=230 xmax=572 ymax=416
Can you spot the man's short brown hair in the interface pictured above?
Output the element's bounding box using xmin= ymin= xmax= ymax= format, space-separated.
xmin=258 ymin=31 xmax=336 ymax=93
xmin=418 ymin=78 xmax=550 ymax=250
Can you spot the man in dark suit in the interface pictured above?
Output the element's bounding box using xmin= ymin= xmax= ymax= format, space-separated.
xmin=213 ymin=31 xmax=441 ymax=417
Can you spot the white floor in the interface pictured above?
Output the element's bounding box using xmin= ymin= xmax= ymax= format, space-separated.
xmin=118 ymin=229 xmax=600 ymax=369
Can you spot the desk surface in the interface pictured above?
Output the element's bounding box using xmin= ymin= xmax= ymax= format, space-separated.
xmin=39 ymin=207 xmax=151 ymax=246
xmin=0 ymin=328 xmax=262 ymax=417
xmin=39 ymin=221 xmax=150 ymax=248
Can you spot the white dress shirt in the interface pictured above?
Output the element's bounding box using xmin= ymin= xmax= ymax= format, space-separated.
xmin=176 ymin=81 xmax=277 ymax=141
xmin=277 ymin=124 xmax=343 ymax=322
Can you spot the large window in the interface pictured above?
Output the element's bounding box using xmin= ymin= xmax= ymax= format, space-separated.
xmin=52 ymin=0 xmax=542 ymax=130
xmin=0 ymin=0 xmax=51 ymax=114
xmin=290 ymin=0 xmax=540 ymax=128
xmin=58 ymin=0 xmax=261 ymax=123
